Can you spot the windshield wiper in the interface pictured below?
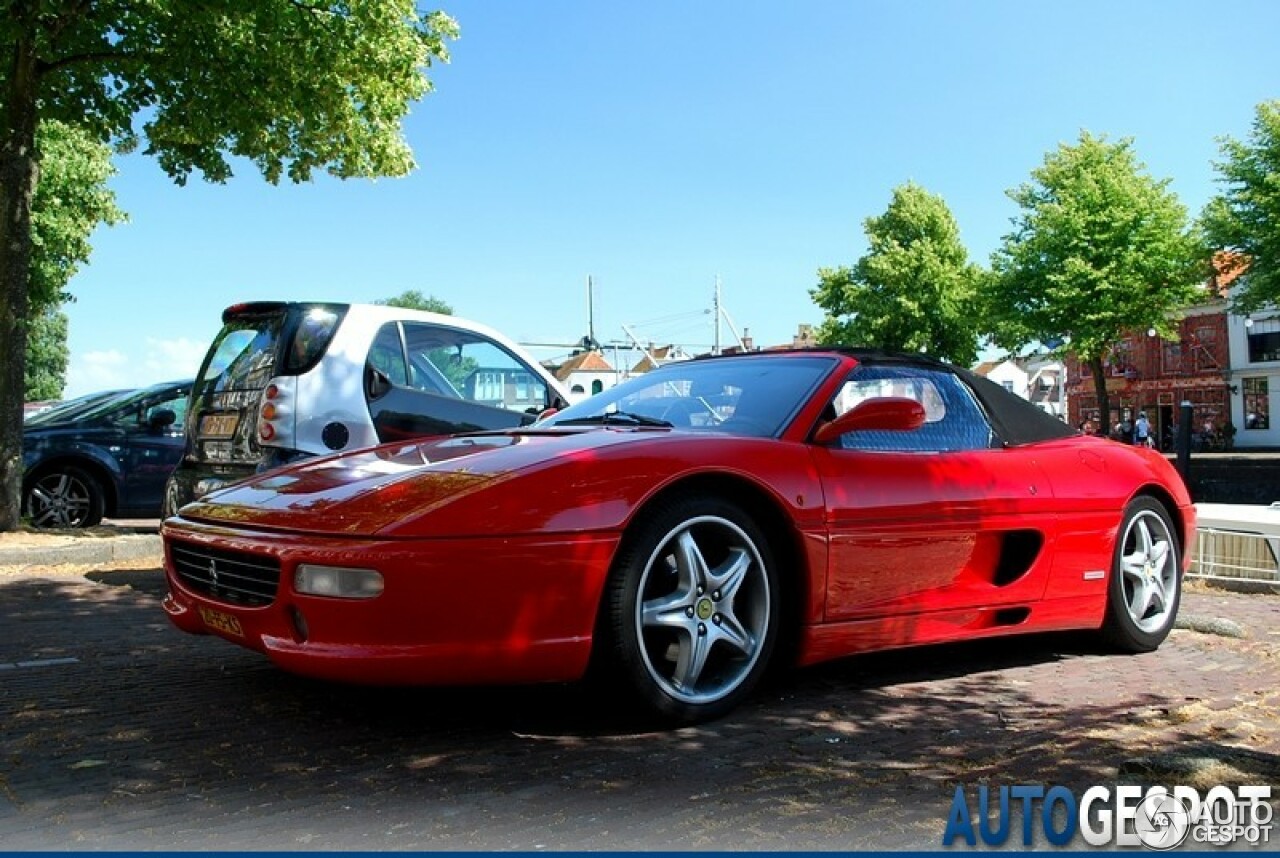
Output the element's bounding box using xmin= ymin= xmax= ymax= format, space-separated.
xmin=553 ymin=411 xmax=673 ymax=428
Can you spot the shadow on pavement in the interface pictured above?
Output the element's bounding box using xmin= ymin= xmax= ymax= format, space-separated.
xmin=1 ymin=568 xmax=1276 ymax=849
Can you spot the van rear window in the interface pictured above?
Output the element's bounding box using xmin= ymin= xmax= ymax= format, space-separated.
xmin=194 ymin=316 xmax=283 ymax=401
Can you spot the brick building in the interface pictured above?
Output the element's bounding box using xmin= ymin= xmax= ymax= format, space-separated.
xmin=1066 ymin=302 xmax=1231 ymax=450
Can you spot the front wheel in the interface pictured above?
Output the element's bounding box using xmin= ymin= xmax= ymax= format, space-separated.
xmin=1101 ymin=497 xmax=1181 ymax=652
xmin=602 ymin=496 xmax=779 ymax=724
xmin=24 ymin=466 xmax=105 ymax=528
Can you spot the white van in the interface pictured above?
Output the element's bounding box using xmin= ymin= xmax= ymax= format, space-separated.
xmin=164 ymin=301 xmax=571 ymax=515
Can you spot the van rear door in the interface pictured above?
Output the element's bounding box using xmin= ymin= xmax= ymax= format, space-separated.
xmin=186 ymin=303 xmax=346 ymax=468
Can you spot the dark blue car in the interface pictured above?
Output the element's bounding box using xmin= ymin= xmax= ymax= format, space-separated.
xmin=22 ymin=379 xmax=193 ymax=527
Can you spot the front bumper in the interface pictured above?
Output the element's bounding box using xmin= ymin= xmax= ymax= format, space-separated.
xmin=162 ymin=519 xmax=620 ymax=685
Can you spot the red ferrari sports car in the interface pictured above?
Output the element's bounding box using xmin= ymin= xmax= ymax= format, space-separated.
xmin=162 ymin=349 xmax=1194 ymax=723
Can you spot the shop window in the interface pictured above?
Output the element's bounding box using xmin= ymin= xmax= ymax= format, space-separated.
xmin=1244 ymin=377 xmax=1269 ymax=430
xmin=1248 ymin=319 xmax=1280 ymax=363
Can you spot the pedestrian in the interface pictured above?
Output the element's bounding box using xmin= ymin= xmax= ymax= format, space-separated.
xmin=1117 ymin=409 xmax=1134 ymax=444
xmin=1134 ymin=411 xmax=1152 ymax=448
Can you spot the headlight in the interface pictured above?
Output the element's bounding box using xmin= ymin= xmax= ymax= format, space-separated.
xmin=294 ymin=564 xmax=384 ymax=599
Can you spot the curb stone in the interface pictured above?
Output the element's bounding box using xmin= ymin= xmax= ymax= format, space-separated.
xmin=1174 ymin=613 xmax=1248 ymax=638
xmin=0 ymin=534 xmax=162 ymax=568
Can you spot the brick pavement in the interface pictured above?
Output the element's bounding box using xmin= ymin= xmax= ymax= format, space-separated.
xmin=0 ymin=567 xmax=1276 ymax=850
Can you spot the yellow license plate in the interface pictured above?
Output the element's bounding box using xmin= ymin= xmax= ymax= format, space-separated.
xmin=198 ymin=413 xmax=240 ymax=438
xmin=198 ymin=605 xmax=244 ymax=637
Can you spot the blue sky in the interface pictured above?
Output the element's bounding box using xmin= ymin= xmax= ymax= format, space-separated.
xmin=61 ymin=0 xmax=1280 ymax=396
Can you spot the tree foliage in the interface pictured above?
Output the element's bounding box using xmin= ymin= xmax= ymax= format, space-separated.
xmin=377 ymin=289 xmax=454 ymax=315
xmin=24 ymin=307 xmax=67 ymax=401
xmin=811 ymin=182 xmax=983 ymax=366
xmin=0 ymin=1 xmax=458 ymax=530
xmin=31 ymin=120 xmax=126 ymax=313
xmin=984 ymin=132 xmax=1203 ymax=430
xmin=1200 ymin=100 xmax=1280 ymax=312
xmin=22 ymin=120 xmax=126 ymax=401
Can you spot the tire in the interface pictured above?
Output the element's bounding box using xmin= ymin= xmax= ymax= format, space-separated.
xmin=24 ymin=466 xmax=105 ymax=529
xmin=602 ymin=495 xmax=780 ymax=724
xmin=1101 ymin=496 xmax=1181 ymax=652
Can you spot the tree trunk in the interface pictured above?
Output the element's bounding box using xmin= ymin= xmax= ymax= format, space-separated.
xmin=1088 ymin=354 xmax=1111 ymax=442
xmin=0 ymin=32 xmax=41 ymax=531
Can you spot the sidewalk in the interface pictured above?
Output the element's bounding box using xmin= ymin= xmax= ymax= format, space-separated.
xmin=0 ymin=564 xmax=1274 ymax=849
xmin=0 ymin=519 xmax=161 ymax=568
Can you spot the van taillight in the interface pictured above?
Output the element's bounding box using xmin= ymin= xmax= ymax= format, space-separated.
xmin=259 ymin=422 xmax=276 ymax=441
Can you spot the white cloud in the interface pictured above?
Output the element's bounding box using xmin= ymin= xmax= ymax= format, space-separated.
xmin=66 ymin=349 xmax=130 ymax=396
xmin=141 ymin=336 xmax=209 ymax=380
xmin=65 ymin=337 xmax=209 ymax=398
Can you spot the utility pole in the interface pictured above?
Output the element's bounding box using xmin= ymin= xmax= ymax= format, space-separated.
xmin=587 ymin=275 xmax=596 ymax=350
xmin=713 ymin=275 xmax=721 ymax=356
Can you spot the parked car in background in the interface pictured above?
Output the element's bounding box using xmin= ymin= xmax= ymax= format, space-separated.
xmin=23 ymin=379 xmax=192 ymax=527
xmin=24 ymin=389 xmax=132 ymax=426
xmin=161 ymin=349 xmax=1193 ymax=724
xmin=163 ymin=301 xmax=572 ymax=516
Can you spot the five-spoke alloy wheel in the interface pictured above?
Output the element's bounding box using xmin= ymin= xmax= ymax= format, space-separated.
xmin=1102 ymin=496 xmax=1181 ymax=651
xmin=24 ymin=467 xmax=105 ymax=528
xmin=604 ymin=495 xmax=779 ymax=723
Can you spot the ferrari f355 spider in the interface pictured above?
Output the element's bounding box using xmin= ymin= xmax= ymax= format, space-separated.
xmin=162 ymin=349 xmax=1193 ymax=723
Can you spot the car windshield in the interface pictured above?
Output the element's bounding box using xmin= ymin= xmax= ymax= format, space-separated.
xmin=540 ymin=355 xmax=836 ymax=438
xmin=24 ymin=389 xmax=130 ymax=426
xmin=76 ymin=382 xmax=185 ymax=427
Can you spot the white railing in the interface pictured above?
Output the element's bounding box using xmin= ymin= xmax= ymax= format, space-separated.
xmin=1189 ymin=527 xmax=1280 ymax=584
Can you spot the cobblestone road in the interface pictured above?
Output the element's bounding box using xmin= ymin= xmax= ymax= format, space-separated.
xmin=1 ymin=565 xmax=1277 ymax=850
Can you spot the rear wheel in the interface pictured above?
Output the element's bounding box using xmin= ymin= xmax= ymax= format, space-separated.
xmin=603 ymin=495 xmax=779 ymax=724
xmin=24 ymin=466 xmax=105 ymax=528
xmin=1101 ymin=497 xmax=1181 ymax=652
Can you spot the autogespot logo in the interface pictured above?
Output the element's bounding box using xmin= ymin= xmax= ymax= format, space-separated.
xmin=943 ymin=783 xmax=1273 ymax=849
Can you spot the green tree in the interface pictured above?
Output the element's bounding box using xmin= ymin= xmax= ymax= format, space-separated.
xmin=811 ymin=182 xmax=983 ymax=365
xmin=0 ymin=1 xmax=458 ymax=530
xmin=22 ymin=120 xmax=127 ymax=403
xmin=377 ymin=290 xmax=454 ymax=315
xmin=24 ymin=307 xmax=67 ymax=401
xmin=1201 ymin=100 xmax=1280 ymax=312
xmin=985 ymin=132 xmax=1203 ymax=432
xmin=30 ymin=120 xmax=126 ymax=314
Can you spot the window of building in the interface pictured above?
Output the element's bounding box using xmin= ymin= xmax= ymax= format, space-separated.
xmin=1002 ymin=380 xmax=1015 ymax=393
xmin=1193 ymin=326 xmax=1221 ymax=371
xmin=474 ymin=371 xmax=504 ymax=402
xmin=591 ymin=379 xmax=604 ymax=395
xmin=1247 ymin=319 xmax=1280 ymax=363
xmin=1244 ymin=377 xmax=1270 ymax=430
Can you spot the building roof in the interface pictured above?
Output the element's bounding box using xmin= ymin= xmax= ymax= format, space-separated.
xmin=1210 ymin=250 xmax=1249 ymax=297
xmin=553 ymin=349 xmax=614 ymax=381
xmin=972 ymin=360 xmax=1003 ymax=377
xmin=630 ymin=344 xmax=690 ymax=374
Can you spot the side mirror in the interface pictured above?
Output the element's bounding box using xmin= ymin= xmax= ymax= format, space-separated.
xmin=813 ymin=397 xmax=926 ymax=445
xmin=148 ymin=408 xmax=177 ymax=431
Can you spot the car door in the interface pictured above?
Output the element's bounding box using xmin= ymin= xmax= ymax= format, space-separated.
xmin=811 ymin=364 xmax=1054 ymax=622
xmin=117 ymin=386 xmax=190 ymax=514
xmin=365 ymin=321 xmax=550 ymax=442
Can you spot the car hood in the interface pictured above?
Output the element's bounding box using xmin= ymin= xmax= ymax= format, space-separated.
xmin=173 ymin=428 xmax=677 ymax=536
